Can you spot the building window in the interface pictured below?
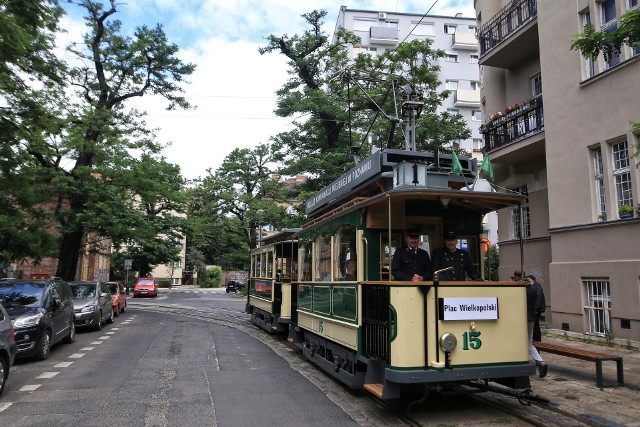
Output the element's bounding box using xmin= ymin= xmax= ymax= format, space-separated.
xmin=631 ymin=0 xmax=639 ymax=9
xmin=353 ymin=46 xmax=378 ymax=56
xmin=470 ymin=54 xmax=479 ymax=64
xmin=353 ymin=18 xmax=375 ymax=32
xmin=472 ymin=110 xmax=482 ymax=121
xmin=473 ymin=138 xmax=483 ymax=151
xmin=511 ymin=186 xmax=530 ymax=238
xmin=612 ymin=140 xmax=633 ymax=211
xmin=447 ymin=108 xmax=460 ymax=116
xmin=446 ymin=80 xmax=458 ymax=90
xmin=470 ymin=80 xmax=480 ymax=90
xmin=531 ymin=73 xmax=542 ymax=98
xmin=605 ymin=24 xmax=621 ymax=68
xmin=582 ymin=11 xmax=596 ymax=78
xmin=583 ymin=278 xmax=611 ymax=336
xmin=444 ymin=24 xmax=457 ymax=34
xmin=601 ymin=0 xmax=617 ymax=28
xmin=412 ymin=21 xmax=435 ymax=36
xmin=445 ymin=53 xmax=459 ymax=62
xmin=593 ymin=148 xmax=607 ymax=219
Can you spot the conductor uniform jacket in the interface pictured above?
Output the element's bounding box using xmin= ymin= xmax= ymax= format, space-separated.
xmin=431 ymin=248 xmax=480 ymax=281
xmin=392 ymin=247 xmax=433 ymax=281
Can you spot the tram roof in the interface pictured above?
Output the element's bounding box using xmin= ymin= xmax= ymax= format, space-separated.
xmin=298 ymin=187 xmax=525 ymax=235
xmin=258 ymin=228 xmax=301 ymax=245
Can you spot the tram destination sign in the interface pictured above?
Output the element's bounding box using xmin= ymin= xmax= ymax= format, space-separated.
xmin=439 ymin=297 xmax=499 ymax=320
xmin=305 ymin=151 xmax=383 ymax=215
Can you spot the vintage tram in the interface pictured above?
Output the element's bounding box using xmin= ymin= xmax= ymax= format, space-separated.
xmin=247 ymin=147 xmax=535 ymax=400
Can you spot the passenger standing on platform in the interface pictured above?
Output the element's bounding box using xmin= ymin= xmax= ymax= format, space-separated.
xmin=527 ymin=274 xmax=546 ymax=342
xmin=392 ymin=227 xmax=433 ymax=281
xmin=431 ymin=232 xmax=480 ymax=280
xmin=527 ymin=277 xmax=548 ymax=377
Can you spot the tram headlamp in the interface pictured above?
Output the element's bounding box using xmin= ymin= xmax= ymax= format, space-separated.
xmin=439 ymin=332 xmax=457 ymax=352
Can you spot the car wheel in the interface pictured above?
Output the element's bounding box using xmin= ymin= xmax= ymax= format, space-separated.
xmin=107 ymin=308 xmax=114 ymax=324
xmin=121 ymin=302 xmax=126 ymax=313
xmin=0 ymin=355 xmax=8 ymax=395
xmin=36 ymin=330 xmax=52 ymax=360
xmin=63 ymin=321 xmax=76 ymax=344
xmin=94 ymin=311 xmax=103 ymax=331
xmin=226 ymin=289 xmax=230 ymax=293
xmin=114 ymin=305 xmax=119 ymax=317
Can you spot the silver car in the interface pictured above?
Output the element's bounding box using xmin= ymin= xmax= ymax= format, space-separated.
xmin=0 ymin=302 xmax=16 ymax=395
xmin=69 ymin=281 xmax=114 ymax=331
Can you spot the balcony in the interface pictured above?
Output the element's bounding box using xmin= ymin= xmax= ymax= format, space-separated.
xmin=454 ymin=89 xmax=481 ymax=108
xmin=370 ymin=26 xmax=398 ymax=46
xmin=478 ymin=0 xmax=538 ymax=68
xmin=481 ymin=97 xmax=544 ymax=153
xmin=452 ymin=32 xmax=478 ymax=51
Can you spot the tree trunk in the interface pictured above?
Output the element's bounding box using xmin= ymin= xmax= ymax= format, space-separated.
xmin=55 ymin=227 xmax=84 ymax=281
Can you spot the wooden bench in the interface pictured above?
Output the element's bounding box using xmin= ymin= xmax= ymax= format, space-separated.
xmin=533 ymin=341 xmax=624 ymax=389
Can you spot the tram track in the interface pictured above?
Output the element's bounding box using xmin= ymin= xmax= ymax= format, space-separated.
xmin=129 ymin=301 xmax=594 ymax=426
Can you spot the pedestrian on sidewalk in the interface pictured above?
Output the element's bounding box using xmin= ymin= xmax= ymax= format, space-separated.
xmin=526 ymin=276 xmax=548 ymax=377
xmin=527 ymin=274 xmax=546 ymax=342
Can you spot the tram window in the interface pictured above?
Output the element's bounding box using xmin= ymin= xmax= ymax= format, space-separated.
xmin=267 ymin=251 xmax=274 ymax=278
xmin=315 ymin=233 xmax=332 ymax=281
xmin=335 ymin=224 xmax=357 ymax=281
xmin=299 ymin=242 xmax=312 ymax=281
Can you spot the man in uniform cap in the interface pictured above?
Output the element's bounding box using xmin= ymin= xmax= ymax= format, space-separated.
xmin=431 ymin=231 xmax=481 ymax=281
xmin=391 ymin=227 xmax=433 ymax=281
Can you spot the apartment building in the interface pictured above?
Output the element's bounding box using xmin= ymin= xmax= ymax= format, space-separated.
xmin=476 ymin=0 xmax=640 ymax=340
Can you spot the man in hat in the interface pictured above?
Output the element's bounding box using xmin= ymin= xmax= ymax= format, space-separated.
xmin=391 ymin=227 xmax=433 ymax=281
xmin=431 ymin=231 xmax=481 ymax=281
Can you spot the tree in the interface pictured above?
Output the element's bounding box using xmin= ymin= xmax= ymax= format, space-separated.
xmin=260 ymin=10 xmax=470 ymax=193
xmin=188 ymin=143 xmax=302 ymax=271
xmin=0 ymin=0 xmax=65 ymax=265
xmin=2 ymin=0 xmax=195 ymax=280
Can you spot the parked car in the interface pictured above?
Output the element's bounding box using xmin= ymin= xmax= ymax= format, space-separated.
xmin=69 ymin=281 xmax=114 ymax=331
xmin=0 ymin=278 xmax=75 ymax=360
xmin=0 ymin=303 xmax=16 ymax=395
xmin=106 ymin=281 xmax=127 ymax=316
xmin=225 ymin=280 xmax=244 ymax=293
xmin=133 ymin=278 xmax=158 ymax=297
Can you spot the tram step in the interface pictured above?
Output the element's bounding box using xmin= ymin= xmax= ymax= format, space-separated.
xmin=364 ymin=383 xmax=384 ymax=399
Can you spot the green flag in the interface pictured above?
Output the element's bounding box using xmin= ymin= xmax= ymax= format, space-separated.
xmin=481 ymin=154 xmax=494 ymax=182
xmin=451 ymin=151 xmax=462 ymax=175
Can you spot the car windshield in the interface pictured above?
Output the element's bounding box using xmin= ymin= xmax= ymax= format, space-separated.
xmin=70 ymin=284 xmax=96 ymax=299
xmin=0 ymin=282 xmax=45 ymax=307
xmin=107 ymin=284 xmax=118 ymax=294
xmin=138 ymin=279 xmax=154 ymax=285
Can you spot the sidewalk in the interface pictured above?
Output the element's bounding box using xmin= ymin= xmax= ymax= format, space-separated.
xmin=523 ymin=330 xmax=640 ymax=426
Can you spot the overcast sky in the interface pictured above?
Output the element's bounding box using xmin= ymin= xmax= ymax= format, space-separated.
xmin=60 ymin=0 xmax=475 ymax=180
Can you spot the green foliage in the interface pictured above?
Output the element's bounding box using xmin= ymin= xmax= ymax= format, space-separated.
xmin=571 ymin=8 xmax=640 ymax=62
xmin=483 ymin=244 xmax=500 ymax=281
xmin=603 ymin=326 xmax=615 ymax=345
xmin=618 ymin=204 xmax=633 ymax=214
xmin=261 ymin=10 xmax=469 ymax=192
xmin=158 ymin=279 xmax=171 ymax=288
xmin=201 ymin=266 xmax=222 ymax=288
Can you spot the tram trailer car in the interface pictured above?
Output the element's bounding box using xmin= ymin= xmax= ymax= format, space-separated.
xmin=247 ymin=149 xmax=535 ymax=400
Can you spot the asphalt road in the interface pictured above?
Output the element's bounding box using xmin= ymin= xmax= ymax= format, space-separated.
xmin=0 ymin=289 xmax=357 ymax=426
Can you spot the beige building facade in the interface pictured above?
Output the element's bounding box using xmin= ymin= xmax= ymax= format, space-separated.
xmin=476 ymin=0 xmax=640 ymax=340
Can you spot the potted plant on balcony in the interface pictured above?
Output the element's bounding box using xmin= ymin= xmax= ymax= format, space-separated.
xmin=618 ymin=204 xmax=633 ymax=219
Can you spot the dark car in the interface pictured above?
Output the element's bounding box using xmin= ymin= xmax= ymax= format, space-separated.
xmin=226 ymin=280 xmax=244 ymax=293
xmin=0 ymin=278 xmax=76 ymax=360
xmin=0 ymin=302 xmax=16 ymax=395
xmin=69 ymin=281 xmax=114 ymax=331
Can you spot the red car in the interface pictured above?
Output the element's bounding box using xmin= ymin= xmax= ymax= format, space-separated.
xmin=133 ymin=278 xmax=158 ymax=297
xmin=106 ymin=281 xmax=127 ymax=315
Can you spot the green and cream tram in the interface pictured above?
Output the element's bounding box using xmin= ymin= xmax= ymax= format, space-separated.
xmin=247 ymin=149 xmax=535 ymax=400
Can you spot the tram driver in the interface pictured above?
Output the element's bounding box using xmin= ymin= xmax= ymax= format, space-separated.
xmin=391 ymin=227 xmax=433 ymax=281
xmin=431 ymin=231 xmax=481 ymax=281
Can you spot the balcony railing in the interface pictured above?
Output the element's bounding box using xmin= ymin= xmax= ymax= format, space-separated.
xmin=478 ymin=0 xmax=537 ymax=57
xmin=481 ymin=97 xmax=544 ymax=152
